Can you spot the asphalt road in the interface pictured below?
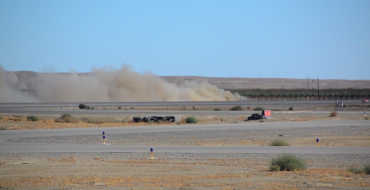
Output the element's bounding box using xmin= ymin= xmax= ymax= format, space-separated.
xmin=1 ymin=120 xmax=369 ymax=154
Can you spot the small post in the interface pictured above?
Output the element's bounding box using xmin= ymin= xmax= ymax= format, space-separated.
xmin=150 ymin=148 xmax=154 ymax=159
xmin=362 ymin=99 xmax=368 ymax=116
xmin=316 ymin=138 xmax=319 ymax=147
xmin=103 ymin=135 xmax=106 ymax=144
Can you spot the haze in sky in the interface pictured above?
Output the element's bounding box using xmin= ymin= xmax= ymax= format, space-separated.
xmin=0 ymin=0 xmax=369 ymax=79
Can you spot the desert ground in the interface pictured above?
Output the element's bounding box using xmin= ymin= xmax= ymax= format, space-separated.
xmin=0 ymin=101 xmax=370 ymax=189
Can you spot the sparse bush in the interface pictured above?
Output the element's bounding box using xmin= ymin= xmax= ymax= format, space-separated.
xmin=270 ymin=153 xmax=307 ymax=171
xmin=259 ymin=119 xmax=265 ymax=122
xmin=230 ymin=105 xmax=243 ymax=111
xmin=348 ymin=164 xmax=370 ymax=175
xmin=247 ymin=106 xmax=250 ymax=110
xmin=54 ymin=118 xmax=63 ymax=123
xmin=0 ymin=126 xmax=7 ymax=130
xmin=0 ymin=116 xmax=3 ymax=119
xmin=185 ymin=116 xmax=197 ymax=123
xmin=330 ymin=111 xmax=338 ymax=117
xmin=289 ymin=107 xmax=293 ymax=111
xmin=130 ymin=107 xmax=134 ymax=109
xmin=214 ymin=108 xmax=222 ymax=111
xmin=269 ymin=139 xmax=289 ymax=146
xmin=176 ymin=121 xmax=182 ymax=125
xmin=118 ymin=106 xmax=122 ymax=109
xmin=95 ymin=120 xmax=104 ymax=124
xmin=79 ymin=104 xmax=87 ymax=109
xmin=192 ymin=106 xmax=196 ymax=110
xmin=348 ymin=166 xmax=363 ymax=174
xmin=61 ymin=113 xmax=71 ymax=119
xmin=364 ymin=164 xmax=370 ymax=175
xmin=254 ymin=107 xmax=264 ymax=111
xmin=81 ymin=117 xmax=95 ymax=123
xmin=365 ymin=116 xmax=369 ymax=120
xmin=55 ymin=113 xmax=78 ymax=123
xmin=27 ymin=115 xmax=38 ymax=121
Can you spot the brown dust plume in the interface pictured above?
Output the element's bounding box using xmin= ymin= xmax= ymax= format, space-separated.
xmin=0 ymin=65 xmax=242 ymax=102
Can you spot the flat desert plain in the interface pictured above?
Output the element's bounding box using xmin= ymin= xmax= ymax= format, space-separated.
xmin=0 ymin=101 xmax=370 ymax=189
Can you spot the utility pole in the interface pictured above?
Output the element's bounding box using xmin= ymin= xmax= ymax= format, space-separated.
xmin=307 ymin=77 xmax=309 ymax=89
xmin=317 ymin=77 xmax=320 ymax=97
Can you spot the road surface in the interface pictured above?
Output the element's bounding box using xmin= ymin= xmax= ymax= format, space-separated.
xmin=1 ymin=120 xmax=369 ymax=154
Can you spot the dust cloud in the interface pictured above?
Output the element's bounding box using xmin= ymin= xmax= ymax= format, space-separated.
xmin=0 ymin=65 xmax=242 ymax=102
xmin=0 ymin=66 xmax=38 ymax=103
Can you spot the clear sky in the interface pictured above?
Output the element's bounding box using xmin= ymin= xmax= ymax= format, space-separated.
xmin=0 ymin=0 xmax=369 ymax=79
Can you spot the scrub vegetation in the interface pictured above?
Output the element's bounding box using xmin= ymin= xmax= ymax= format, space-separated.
xmin=270 ymin=154 xmax=307 ymax=171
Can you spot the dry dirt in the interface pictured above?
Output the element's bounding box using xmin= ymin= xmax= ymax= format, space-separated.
xmin=1 ymin=154 xmax=370 ymax=190
xmin=1 ymin=106 xmax=370 ymax=189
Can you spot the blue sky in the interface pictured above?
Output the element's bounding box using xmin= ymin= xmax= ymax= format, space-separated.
xmin=0 ymin=0 xmax=369 ymax=79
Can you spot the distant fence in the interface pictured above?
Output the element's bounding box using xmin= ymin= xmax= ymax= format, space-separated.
xmin=228 ymin=88 xmax=370 ymax=101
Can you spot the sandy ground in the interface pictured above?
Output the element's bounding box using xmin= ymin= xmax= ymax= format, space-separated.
xmin=1 ymin=153 xmax=370 ymax=190
xmin=1 ymin=105 xmax=370 ymax=189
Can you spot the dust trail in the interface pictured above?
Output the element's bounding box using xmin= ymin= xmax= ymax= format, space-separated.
xmin=0 ymin=65 xmax=242 ymax=102
xmin=0 ymin=66 xmax=38 ymax=103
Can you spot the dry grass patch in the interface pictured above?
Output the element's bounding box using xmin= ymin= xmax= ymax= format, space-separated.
xmin=54 ymin=113 xmax=79 ymax=123
xmin=330 ymin=111 xmax=338 ymax=117
xmin=348 ymin=164 xmax=370 ymax=175
xmin=269 ymin=139 xmax=289 ymax=146
xmin=58 ymin=156 xmax=76 ymax=163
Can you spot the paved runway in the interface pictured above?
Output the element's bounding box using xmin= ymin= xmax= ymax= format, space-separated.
xmin=1 ymin=120 xmax=369 ymax=154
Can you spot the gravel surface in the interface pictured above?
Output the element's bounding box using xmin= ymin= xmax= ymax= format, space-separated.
xmin=1 ymin=152 xmax=369 ymax=170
